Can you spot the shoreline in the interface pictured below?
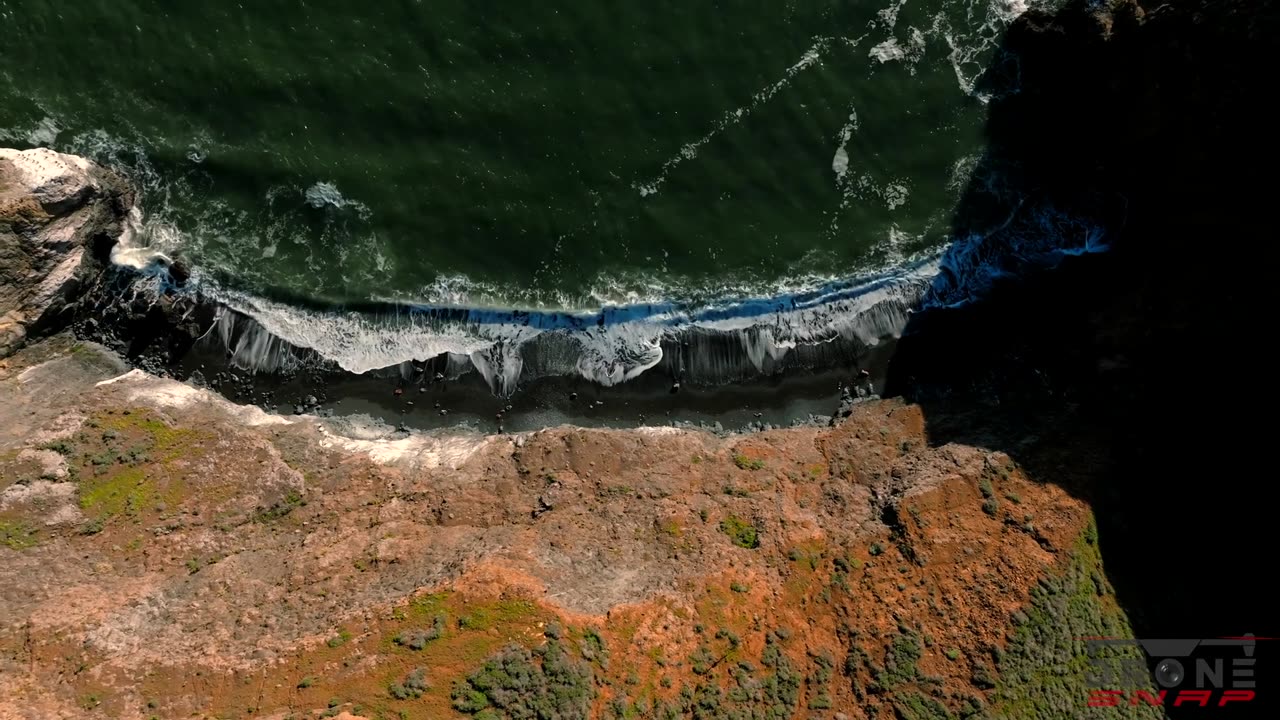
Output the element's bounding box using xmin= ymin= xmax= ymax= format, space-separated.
xmin=2 ymin=143 xmax=1092 ymax=437
xmin=45 ymin=245 xmax=906 ymax=434
xmin=175 ymin=327 xmax=899 ymax=436
xmin=167 ymin=249 xmax=934 ymax=393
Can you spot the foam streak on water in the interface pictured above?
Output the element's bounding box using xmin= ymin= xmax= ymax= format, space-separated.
xmin=633 ymin=34 xmax=866 ymax=199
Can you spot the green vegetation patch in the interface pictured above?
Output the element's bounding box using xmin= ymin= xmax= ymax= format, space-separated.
xmin=96 ymin=411 xmax=202 ymax=462
xmin=388 ymin=667 xmax=429 ymax=700
xmin=455 ymin=598 xmax=539 ymax=632
xmin=451 ymin=639 xmax=595 ymax=718
xmin=395 ymin=613 xmax=447 ymax=650
xmin=877 ymin=629 xmax=922 ymax=689
xmin=47 ymin=409 xmax=216 ymax=529
xmin=985 ymin=517 xmax=1162 ymax=719
xmin=732 ymin=454 xmax=766 ymax=471
xmin=1 ymin=519 xmax=39 ymax=549
xmin=78 ymin=467 xmax=179 ymax=519
xmin=719 ymin=516 xmax=760 ymax=549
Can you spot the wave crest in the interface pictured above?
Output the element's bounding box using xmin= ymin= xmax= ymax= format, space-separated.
xmin=203 ymin=258 xmax=939 ymax=396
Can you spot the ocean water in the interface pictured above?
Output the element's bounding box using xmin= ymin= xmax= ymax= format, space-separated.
xmin=0 ymin=0 xmax=1055 ymax=391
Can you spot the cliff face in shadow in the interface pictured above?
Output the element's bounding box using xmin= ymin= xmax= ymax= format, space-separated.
xmin=888 ymin=0 xmax=1279 ymax=715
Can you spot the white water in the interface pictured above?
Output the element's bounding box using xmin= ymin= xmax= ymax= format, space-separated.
xmin=204 ymin=255 xmax=939 ymax=395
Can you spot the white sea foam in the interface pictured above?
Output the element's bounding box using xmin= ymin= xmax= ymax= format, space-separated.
xmin=930 ymin=0 xmax=1038 ymax=99
xmin=26 ymin=116 xmax=60 ymax=146
xmin=870 ymin=28 xmax=927 ymax=66
xmin=304 ymin=181 xmax=344 ymax=208
xmin=188 ymin=189 xmax=1114 ymax=398
xmin=831 ymin=108 xmax=859 ymax=182
xmin=304 ymin=181 xmax=371 ymax=218
xmin=882 ymin=182 xmax=910 ymax=210
xmin=876 ymin=0 xmax=912 ymax=30
xmin=202 ymin=252 xmax=942 ymax=396
xmin=832 ymin=147 xmax=850 ymax=179
xmin=870 ymin=39 xmax=907 ymax=63
xmin=109 ymin=207 xmax=180 ymax=271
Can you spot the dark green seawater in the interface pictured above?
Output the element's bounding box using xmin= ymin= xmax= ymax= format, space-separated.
xmin=0 ymin=0 xmax=1026 ymax=309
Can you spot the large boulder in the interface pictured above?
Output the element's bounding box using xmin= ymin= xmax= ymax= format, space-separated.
xmin=0 ymin=147 xmax=135 ymax=357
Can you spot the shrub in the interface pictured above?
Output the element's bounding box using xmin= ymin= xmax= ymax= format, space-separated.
xmin=730 ymin=581 xmax=749 ymax=593
xmin=970 ymin=661 xmax=997 ymax=689
xmin=451 ymin=641 xmax=593 ymax=718
xmin=732 ymin=455 xmax=766 ymax=471
xmin=396 ymin=613 xmax=447 ymax=650
xmin=894 ymin=691 xmax=954 ymax=720
xmin=255 ymin=490 xmax=305 ymax=523
xmin=715 ymin=629 xmax=742 ymax=649
xmin=877 ymin=631 xmax=922 ymax=688
xmin=982 ymin=521 xmax=1161 ymax=719
xmin=389 ymin=668 xmax=429 ymax=700
xmin=982 ymin=498 xmax=1000 ymax=516
xmin=719 ymin=516 xmax=759 ymax=549
xmin=869 ymin=542 xmax=884 ymax=556
xmin=40 ymin=440 xmax=74 ymax=455
xmin=808 ymin=694 xmax=833 ymax=709
xmin=78 ymin=518 xmax=105 ymax=536
xmin=689 ymin=646 xmax=714 ymax=675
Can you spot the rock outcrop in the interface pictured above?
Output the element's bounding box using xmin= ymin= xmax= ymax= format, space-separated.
xmin=0 ymin=148 xmax=134 ymax=357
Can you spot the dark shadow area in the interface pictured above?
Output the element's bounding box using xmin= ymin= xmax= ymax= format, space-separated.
xmin=885 ymin=0 xmax=1279 ymax=716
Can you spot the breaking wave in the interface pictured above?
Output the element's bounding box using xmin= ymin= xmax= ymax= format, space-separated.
xmin=160 ymin=198 xmax=1109 ymax=399
xmin=99 ymin=161 xmax=1114 ymax=398
xmin=203 ymin=257 xmax=937 ymax=396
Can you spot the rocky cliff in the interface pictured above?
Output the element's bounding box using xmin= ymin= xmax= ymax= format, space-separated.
xmin=0 ymin=148 xmax=134 ymax=357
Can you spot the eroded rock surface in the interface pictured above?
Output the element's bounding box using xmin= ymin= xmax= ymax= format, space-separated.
xmin=0 ymin=148 xmax=134 ymax=357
